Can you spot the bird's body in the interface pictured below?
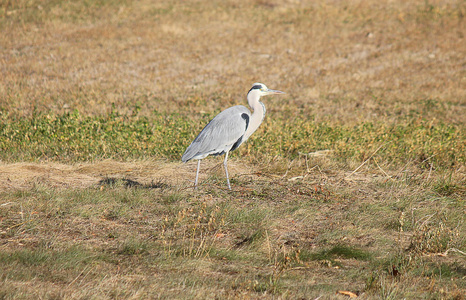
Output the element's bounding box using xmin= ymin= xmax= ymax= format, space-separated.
xmin=181 ymin=105 xmax=252 ymax=162
xmin=182 ymin=83 xmax=284 ymax=190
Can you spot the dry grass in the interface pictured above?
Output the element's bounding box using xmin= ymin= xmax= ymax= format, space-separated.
xmin=0 ymin=160 xmax=464 ymax=299
xmin=2 ymin=0 xmax=465 ymax=122
xmin=1 ymin=0 xmax=465 ymax=298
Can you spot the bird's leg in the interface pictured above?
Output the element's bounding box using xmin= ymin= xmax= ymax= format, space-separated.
xmin=194 ymin=159 xmax=201 ymax=189
xmin=223 ymin=152 xmax=231 ymax=190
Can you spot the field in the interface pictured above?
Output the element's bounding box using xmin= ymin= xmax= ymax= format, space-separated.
xmin=1 ymin=0 xmax=465 ymax=298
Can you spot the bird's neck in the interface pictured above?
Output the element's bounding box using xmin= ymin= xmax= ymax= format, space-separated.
xmin=244 ymin=94 xmax=265 ymax=141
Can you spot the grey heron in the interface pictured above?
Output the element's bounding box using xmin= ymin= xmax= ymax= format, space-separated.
xmin=182 ymin=83 xmax=285 ymax=190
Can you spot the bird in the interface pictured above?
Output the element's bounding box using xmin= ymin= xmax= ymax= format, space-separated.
xmin=182 ymin=83 xmax=285 ymax=190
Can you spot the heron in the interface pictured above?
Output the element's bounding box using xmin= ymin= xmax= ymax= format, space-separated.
xmin=182 ymin=83 xmax=285 ymax=190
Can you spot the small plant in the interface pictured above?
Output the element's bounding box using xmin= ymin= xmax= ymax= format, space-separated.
xmin=268 ymin=243 xmax=301 ymax=294
xmin=408 ymin=213 xmax=460 ymax=254
xmin=160 ymin=201 xmax=225 ymax=259
xmin=103 ymin=206 xmax=122 ymax=220
xmin=117 ymin=239 xmax=148 ymax=256
xmin=161 ymin=191 xmax=185 ymax=204
xmin=432 ymin=173 xmax=462 ymax=196
xmin=378 ymin=276 xmax=402 ymax=300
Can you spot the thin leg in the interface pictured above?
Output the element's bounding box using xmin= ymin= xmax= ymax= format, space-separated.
xmin=223 ymin=152 xmax=231 ymax=190
xmin=194 ymin=159 xmax=201 ymax=189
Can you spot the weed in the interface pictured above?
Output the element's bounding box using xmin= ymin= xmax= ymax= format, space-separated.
xmin=433 ymin=173 xmax=463 ymax=197
xmin=235 ymin=229 xmax=265 ymax=248
xmin=117 ymin=239 xmax=148 ymax=256
xmin=161 ymin=192 xmax=185 ymax=204
xmin=268 ymin=244 xmax=301 ymax=294
xmin=408 ymin=212 xmax=461 ymax=254
xmin=160 ymin=201 xmax=225 ymax=259
xmin=103 ymin=205 xmax=122 ymax=220
xmin=378 ymin=276 xmax=402 ymax=300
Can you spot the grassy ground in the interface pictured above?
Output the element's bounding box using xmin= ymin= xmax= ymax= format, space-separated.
xmin=1 ymin=0 xmax=465 ymax=298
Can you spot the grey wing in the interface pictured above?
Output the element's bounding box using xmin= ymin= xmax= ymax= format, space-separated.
xmin=182 ymin=105 xmax=251 ymax=162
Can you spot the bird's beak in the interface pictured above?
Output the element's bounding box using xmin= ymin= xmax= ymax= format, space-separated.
xmin=265 ymin=89 xmax=285 ymax=95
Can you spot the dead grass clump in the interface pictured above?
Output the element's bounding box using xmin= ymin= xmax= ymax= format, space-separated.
xmin=408 ymin=213 xmax=462 ymax=255
xmin=160 ymin=201 xmax=226 ymax=259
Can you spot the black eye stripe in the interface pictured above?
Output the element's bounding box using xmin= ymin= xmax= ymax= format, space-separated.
xmin=248 ymin=85 xmax=263 ymax=93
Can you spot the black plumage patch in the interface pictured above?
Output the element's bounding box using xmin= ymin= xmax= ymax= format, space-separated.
xmin=230 ymin=113 xmax=249 ymax=152
xmin=230 ymin=136 xmax=243 ymax=152
xmin=212 ymin=150 xmax=225 ymax=156
xmin=241 ymin=113 xmax=250 ymax=130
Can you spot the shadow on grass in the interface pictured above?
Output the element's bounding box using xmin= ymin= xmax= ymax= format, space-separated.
xmin=300 ymin=244 xmax=372 ymax=266
xmin=98 ymin=177 xmax=168 ymax=189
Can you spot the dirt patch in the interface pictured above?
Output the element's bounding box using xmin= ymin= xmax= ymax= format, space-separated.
xmin=0 ymin=159 xmax=256 ymax=190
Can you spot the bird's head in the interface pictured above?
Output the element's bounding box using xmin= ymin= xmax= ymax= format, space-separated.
xmin=249 ymin=83 xmax=285 ymax=96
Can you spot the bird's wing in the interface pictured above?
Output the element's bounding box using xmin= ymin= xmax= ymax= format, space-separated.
xmin=182 ymin=105 xmax=251 ymax=162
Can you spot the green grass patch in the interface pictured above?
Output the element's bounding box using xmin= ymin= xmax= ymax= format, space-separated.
xmin=0 ymin=110 xmax=193 ymax=162
xmin=1 ymin=110 xmax=463 ymax=171
xmin=117 ymin=238 xmax=149 ymax=256
xmin=0 ymin=245 xmax=112 ymax=280
xmin=0 ymin=248 xmax=51 ymax=267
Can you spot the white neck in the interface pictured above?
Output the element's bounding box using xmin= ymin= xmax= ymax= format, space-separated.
xmin=243 ymin=90 xmax=265 ymax=141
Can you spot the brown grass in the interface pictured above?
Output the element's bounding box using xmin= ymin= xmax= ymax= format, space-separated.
xmin=2 ymin=0 xmax=465 ymax=122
